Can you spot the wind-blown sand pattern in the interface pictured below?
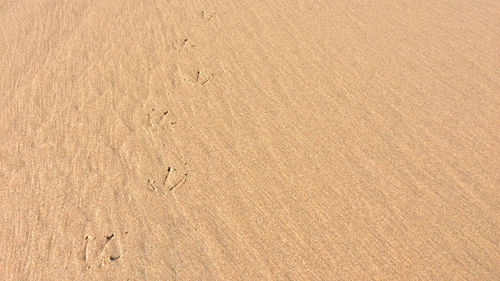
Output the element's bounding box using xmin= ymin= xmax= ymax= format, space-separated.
xmin=1 ymin=0 xmax=499 ymax=280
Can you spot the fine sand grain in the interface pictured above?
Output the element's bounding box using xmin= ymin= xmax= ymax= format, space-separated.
xmin=1 ymin=0 xmax=499 ymax=280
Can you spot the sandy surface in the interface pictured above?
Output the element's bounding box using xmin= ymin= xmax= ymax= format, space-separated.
xmin=1 ymin=0 xmax=499 ymax=280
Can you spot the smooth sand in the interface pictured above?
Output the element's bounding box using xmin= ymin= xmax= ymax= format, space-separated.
xmin=1 ymin=0 xmax=499 ymax=280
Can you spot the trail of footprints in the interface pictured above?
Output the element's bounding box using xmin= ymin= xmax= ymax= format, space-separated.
xmin=144 ymin=107 xmax=189 ymax=194
xmin=179 ymin=10 xmax=218 ymax=86
xmin=82 ymin=8 xmax=218 ymax=273
xmin=141 ymin=9 xmax=219 ymax=195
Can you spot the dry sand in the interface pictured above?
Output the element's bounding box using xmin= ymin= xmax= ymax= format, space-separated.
xmin=1 ymin=0 xmax=499 ymax=280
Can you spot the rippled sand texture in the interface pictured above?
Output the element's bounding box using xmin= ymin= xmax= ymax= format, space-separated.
xmin=1 ymin=0 xmax=499 ymax=280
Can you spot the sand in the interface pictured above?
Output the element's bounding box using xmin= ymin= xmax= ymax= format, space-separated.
xmin=1 ymin=0 xmax=499 ymax=280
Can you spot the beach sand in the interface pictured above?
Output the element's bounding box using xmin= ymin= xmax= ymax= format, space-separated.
xmin=1 ymin=0 xmax=499 ymax=280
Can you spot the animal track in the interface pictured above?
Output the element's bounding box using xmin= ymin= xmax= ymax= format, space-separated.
xmin=146 ymin=108 xmax=178 ymax=132
xmin=83 ymin=233 xmax=123 ymax=270
xmin=191 ymin=10 xmax=218 ymax=21
xmin=196 ymin=70 xmax=214 ymax=85
xmin=147 ymin=166 xmax=189 ymax=195
xmin=182 ymin=70 xmax=214 ymax=86
xmin=174 ymin=38 xmax=197 ymax=50
xmin=147 ymin=178 xmax=158 ymax=191
xmin=201 ymin=10 xmax=217 ymax=20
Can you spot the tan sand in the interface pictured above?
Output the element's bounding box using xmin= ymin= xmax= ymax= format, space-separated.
xmin=1 ymin=0 xmax=499 ymax=280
